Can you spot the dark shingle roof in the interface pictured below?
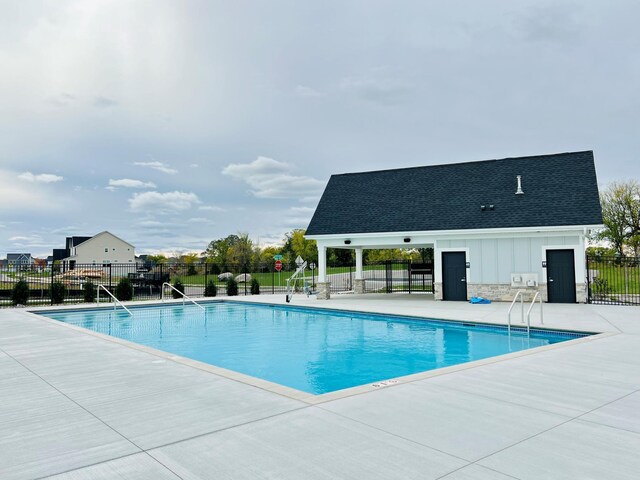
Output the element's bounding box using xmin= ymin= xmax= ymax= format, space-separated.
xmin=306 ymin=151 xmax=602 ymax=236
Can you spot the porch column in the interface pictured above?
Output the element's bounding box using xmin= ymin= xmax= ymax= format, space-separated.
xmin=355 ymin=248 xmax=363 ymax=279
xmin=354 ymin=248 xmax=365 ymax=294
xmin=318 ymin=246 xmax=327 ymax=282
xmin=317 ymin=245 xmax=330 ymax=300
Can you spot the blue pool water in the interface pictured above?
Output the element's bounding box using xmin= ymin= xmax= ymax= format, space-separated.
xmin=38 ymin=302 xmax=586 ymax=395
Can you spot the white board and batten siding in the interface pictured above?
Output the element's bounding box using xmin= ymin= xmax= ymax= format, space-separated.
xmin=434 ymin=234 xmax=585 ymax=286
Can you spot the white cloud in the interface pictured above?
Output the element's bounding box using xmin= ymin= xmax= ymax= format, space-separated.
xmin=190 ymin=163 xmax=199 ymax=168
xmin=133 ymin=161 xmax=178 ymax=175
xmin=198 ymin=205 xmax=225 ymax=212
xmin=18 ymin=172 xmax=63 ymax=183
xmin=222 ymin=156 xmax=288 ymax=177
xmin=139 ymin=220 xmax=164 ymax=227
xmin=128 ymin=191 xmax=200 ymax=213
xmin=0 ymin=170 xmax=59 ymax=213
xmin=108 ymin=178 xmax=157 ymax=189
xmin=289 ymin=206 xmax=315 ymax=214
xmin=9 ymin=235 xmax=40 ymax=242
xmin=222 ymin=156 xmax=325 ymax=200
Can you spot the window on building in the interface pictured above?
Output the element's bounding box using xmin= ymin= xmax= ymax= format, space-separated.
xmin=104 ymin=248 xmax=108 ymax=253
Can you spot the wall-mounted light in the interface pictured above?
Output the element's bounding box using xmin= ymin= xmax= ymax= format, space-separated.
xmin=344 ymin=240 xmax=351 ymax=245
xmin=489 ymin=204 xmax=495 ymax=210
xmin=403 ymin=237 xmax=411 ymax=243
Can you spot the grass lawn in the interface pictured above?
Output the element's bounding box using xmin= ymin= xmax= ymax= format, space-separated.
xmin=589 ymin=264 xmax=640 ymax=294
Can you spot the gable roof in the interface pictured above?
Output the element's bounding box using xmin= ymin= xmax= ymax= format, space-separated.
xmin=87 ymin=231 xmax=135 ymax=248
xmin=7 ymin=253 xmax=32 ymax=262
xmin=306 ymin=151 xmax=602 ymax=236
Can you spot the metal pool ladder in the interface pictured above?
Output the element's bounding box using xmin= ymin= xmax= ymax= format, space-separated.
xmin=507 ymin=291 xmax=525 ymax=333
xmin=508 ymin=290 xmax=544 ymax=334
xmin=526 ymin=291 xmax=544 ymax=334
xmin=96 ymin=284 xmax=133 ymax=316
xmin=162 ymin=283 xmax=205 ymax=310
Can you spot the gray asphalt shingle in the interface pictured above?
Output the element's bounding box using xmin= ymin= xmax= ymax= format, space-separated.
xmin=306 ymin=151 xmax=602 ymax=235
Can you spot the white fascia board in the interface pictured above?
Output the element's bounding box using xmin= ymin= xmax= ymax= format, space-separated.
xmin=86 ymin=231 xmax=135 ymax=249
xmin=307 ymin=224 xmax=603 ymax=248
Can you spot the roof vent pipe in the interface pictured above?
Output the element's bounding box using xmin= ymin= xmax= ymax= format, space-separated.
xmin=515 ymin=175 xmax=524 ymax=195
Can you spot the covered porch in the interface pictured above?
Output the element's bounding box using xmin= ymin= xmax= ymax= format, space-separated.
xmin=313 ymin=233 xmax=439 ymax=300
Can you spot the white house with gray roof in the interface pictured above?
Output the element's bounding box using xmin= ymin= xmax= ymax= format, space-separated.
xmin=305 ymin=151 xmax=603 ymax=303
xmin=63 ymin=231 xmax=135 ymax=266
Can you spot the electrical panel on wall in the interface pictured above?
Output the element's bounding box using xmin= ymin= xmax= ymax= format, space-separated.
xmin=510 ymin=273 xmax=539 ymax=288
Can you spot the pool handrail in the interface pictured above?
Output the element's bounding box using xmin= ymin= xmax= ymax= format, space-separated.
xmin=96 ymin=284 xmax=133 ymax=316
xmin=285 ymin=261 xmax=308 ymax=303
xmin=161 ymin=282 xmax=205 ymax=310
xmin=526 ymin=291 xmax=544 ymax=334
xmin=507 ymin=290 xmax=525 ymax=333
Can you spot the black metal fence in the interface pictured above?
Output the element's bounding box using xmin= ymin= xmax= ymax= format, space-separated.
xmin=0 ymin=261 xmax=350 ymax=308
xmin=586 ymin=255 xmax=640 ymax=306
xmin=0 ymin=259 xmax=435 ymax=308
xmin=362 ymin=261 xmax=434 ymax=294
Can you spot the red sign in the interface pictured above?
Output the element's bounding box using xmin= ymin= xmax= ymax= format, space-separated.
xmin=275 ymin=260 xmax=283 ymax=271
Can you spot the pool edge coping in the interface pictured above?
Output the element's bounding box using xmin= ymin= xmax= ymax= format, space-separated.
xmin=19 ymin=301 xmax=617 ymax=405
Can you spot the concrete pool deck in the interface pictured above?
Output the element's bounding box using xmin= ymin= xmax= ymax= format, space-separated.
xmin=0 ymin=295 xmax=639 ymax=479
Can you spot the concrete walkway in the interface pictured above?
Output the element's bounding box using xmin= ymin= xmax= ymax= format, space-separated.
xmin=0 ymin=295 xmax=639 ymax=479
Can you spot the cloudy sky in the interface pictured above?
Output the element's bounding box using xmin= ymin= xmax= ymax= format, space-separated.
xmin=1 ymin=1 xmax=639 ymax=257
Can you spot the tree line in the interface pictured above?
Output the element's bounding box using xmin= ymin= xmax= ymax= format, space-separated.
xmin=145 ymin=229 xmax=434 ymax=269
xmin=596 ymin=180 xmax=640 ymax=257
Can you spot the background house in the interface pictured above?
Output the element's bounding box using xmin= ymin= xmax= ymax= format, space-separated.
xmin=55 ymin=231 xmax=135 ymax=266
xmin=6 ymin=253 xmax=34 ymax=271
xmin=305 ymin=151 xmax=603 ymax=303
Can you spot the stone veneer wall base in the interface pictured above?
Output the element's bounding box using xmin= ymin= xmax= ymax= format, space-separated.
xmin=316 ymin=282 xmax=331 ymax=300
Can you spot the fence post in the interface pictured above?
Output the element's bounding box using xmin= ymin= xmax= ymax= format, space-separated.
xmin=50 ymin=263 xmax=55 ymax=305
xmin=408 ymin=261 xmax=412 ymax=294
xmin=585 ymin=255 xmax=591 ymax=304
xmin=244 ymin=265 xmax=247 ymax=295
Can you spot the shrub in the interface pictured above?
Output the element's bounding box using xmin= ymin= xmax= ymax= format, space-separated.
xmin=208 ymin=263 xmax=221 ymax=275
xmin=50 ymin=281 xmax=67 ymax=304
xmin=204 ymin=279 xmax=217 ymax=297
xmin=115 ymin=277 xmax=133 ymax=301
xmin=172 ymin=279 xmax=185 ymax=299
xmin=83 ymin=281 xmax=97 ymax=303
xmin=592 ymin=277 xmax=612 ymax=296
xmin=226 ymin=277 xmax=238 ymax=296
xmin=250 ymin=278 xmax=260 ymax=295
xmin=187 ymin=264 xmax=197 ymax=276
xmin=11 ymin=279 xmax=30 ymax=306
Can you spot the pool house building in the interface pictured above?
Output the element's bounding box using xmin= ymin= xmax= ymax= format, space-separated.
xmin=305 ymin=151 xmax=603 ymax=303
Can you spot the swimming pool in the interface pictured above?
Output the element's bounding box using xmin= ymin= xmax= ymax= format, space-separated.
xmin=37 ymin=302 xmax=587 ymax=395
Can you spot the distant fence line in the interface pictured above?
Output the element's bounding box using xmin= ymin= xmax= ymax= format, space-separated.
xmin=0 ymin=260 xmax=435 ymax=307
xmin=5 ymin=256 xmax=638 ymax=307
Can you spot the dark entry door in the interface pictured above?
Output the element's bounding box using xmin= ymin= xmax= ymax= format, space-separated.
xmin=546 ymin=249 xmax=576 ymax=303
xmin=442 ymin=252 xmax=467 ymax=301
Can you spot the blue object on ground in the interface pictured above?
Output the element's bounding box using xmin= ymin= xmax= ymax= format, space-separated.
xmin=470 ymin=296 xmax=491 ymax=304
